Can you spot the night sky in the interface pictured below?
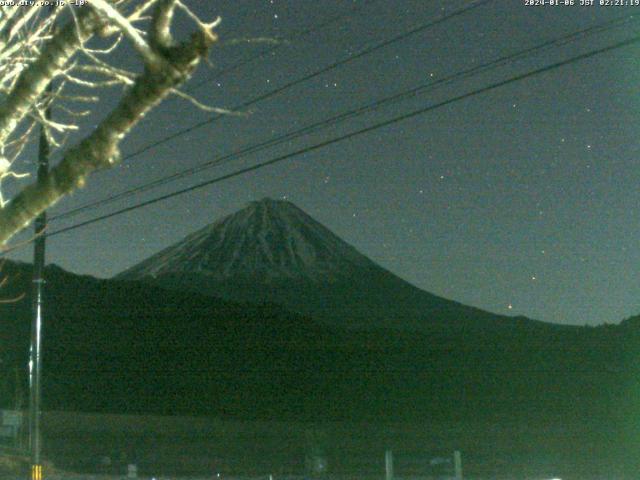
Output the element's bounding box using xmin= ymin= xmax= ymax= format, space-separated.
xmin=6 ymin=0 xmax=640 ymax=326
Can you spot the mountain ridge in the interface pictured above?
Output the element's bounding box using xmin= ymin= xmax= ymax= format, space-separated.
xmin=0 ymin=258 xmax=633 ymax=478
xmin=117 ymin=198 xmax=554 ymax=332
xmin=118 ymin=198 xmax=378 ymax=282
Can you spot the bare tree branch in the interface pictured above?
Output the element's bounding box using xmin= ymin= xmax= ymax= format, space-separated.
xmin=89 ymin=0 xmax=163 ymax=66
xmin=0 ymin=8 xmax=98 ymax=147
xmin=0 ymin=1 xmax=219 ymax=244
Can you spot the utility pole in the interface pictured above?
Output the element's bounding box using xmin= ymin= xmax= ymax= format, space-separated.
xmin=28 ymin=12 xmax=56 ymax=480
xmin=453 ymin=450 xmax=463 ymax=480
xmin=29 ymin=86 xmax=51 ymax=480
xmin=385 ymin=449 xmax=394 ymax=480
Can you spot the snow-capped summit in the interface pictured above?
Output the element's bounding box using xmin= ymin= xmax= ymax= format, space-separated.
xmin=119 ymin=198 xmax=541 ymax=331
xmin=118 ymin=198 xmax=376 ymax=283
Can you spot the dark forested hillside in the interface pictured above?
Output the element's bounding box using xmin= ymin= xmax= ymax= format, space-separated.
xmin=0 ymin=260 xmax=634 ymax=429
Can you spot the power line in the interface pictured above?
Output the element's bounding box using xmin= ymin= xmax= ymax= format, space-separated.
xmin=97 ymin=0 xmax=494 ymax=167
xmin=45 ymin=34 xmax=640 ymax=240
xmin=51 ymin=12 xmax=640 ymax=222
xmin=51 ymin=0 xmax=494 ymax=221
xmin=187 ymin=0 xmax=373 ymax=93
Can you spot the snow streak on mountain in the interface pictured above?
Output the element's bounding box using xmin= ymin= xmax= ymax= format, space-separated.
xmin=119 ymin=198 xmax=550 ymax=332
xmin=119 ymin=198 xmax=377 ymax=282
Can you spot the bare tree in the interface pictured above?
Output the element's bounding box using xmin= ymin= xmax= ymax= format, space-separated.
xmin=0 ymin=0 xmax=221 ymax=245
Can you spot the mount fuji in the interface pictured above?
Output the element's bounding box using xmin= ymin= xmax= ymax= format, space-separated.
xmin=117 ymin=198 xmax=545 ymax=331
xmin=0 ymin=203 xmax=628 ymax=473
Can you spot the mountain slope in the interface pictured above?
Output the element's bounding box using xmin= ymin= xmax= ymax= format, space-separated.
xmin=118 ymin=198 xmax=549 ymax=332
xmin=119 ymin=198 xmax=376 ymax=281
xmin=0 ymin=260 xmax=342 ymax=417
xmin=1 ymin=261 xmax=635 ymax=479
xmin=0 ymin=260 xmax=630 ymax=425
